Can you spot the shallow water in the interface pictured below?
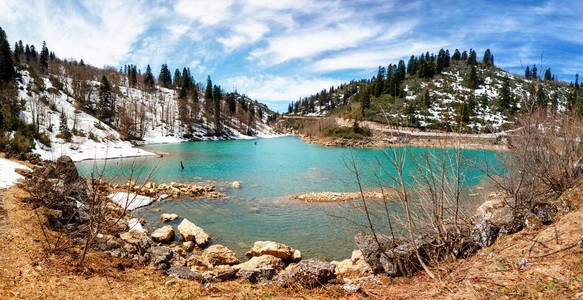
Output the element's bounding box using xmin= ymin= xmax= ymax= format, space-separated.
xmin=76 ymin=136 xmax=499 ymax=260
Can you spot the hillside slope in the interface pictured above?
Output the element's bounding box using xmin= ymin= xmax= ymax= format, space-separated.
xmin=15 ymin=66 xmax=279 ymax=161
xmin=287 ymin=54 xmax=573 ymax=134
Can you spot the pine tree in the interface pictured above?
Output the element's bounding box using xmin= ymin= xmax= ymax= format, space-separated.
xmin=452 ymin=49 xmax=461 ymax=61
xmin=468 ymin=49 xmax=477 ymax=65
xmin=39 ymin=41 xmax=49 ymax=72
xmin=58 ymin=110 xmax=72 ymax=142
xmin=212 ymin=84 xmax=222 ymax=135
xmin=227 ymin=93 xmax=236 ymax=113
xmin=461 ymin=50 xmax=468 ymax=61
xmin=143 ymin=65 xmax=155 ymax=89
xmin=531 ymin=65 xmax=538 ymax=79
xmin=0 ymin=27 xmax=16 ymax=85
xmin=98 ymin=76 xmax=113 ymax=121
xmin=158 ymin=64 xmax=172 ymax=88
xmin=482 ymin=49 xmax=493 ymax=66
xmin=544 ymin=68 xmax=552 ymax=81
xmin=205 ymin=75 xmax=213 ymax=100
xmin=498 ymin=76 xmax=512 ymax=112
xmin=465 ymin=65 xmax=479 ymax=89
xmin=173 ymin=69 xmax=182 ymax=87
xmin=525 ymin=66 xmax=531 ymax=79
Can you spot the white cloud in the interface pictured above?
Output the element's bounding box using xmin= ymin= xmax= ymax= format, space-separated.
xmin=250 ymin=24 xmax=381 ymax=65
xmin=226 ymin=75 xmax=343 ymax=102
xmin=312 ymin=40 xmax=447 ymax=72
xmin=174 ymin=0 xmax=234 ymax=26
xmin=2 ymin=0 xmax=153 ymax=67
xmin=217 ymin=21 xmax=270 ymax=51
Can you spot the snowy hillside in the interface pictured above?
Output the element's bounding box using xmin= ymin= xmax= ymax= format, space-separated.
xmin=15 ymin=68 xmax=280 ymax=161
xmin=288 ymin=62 xmax=571 ymax=133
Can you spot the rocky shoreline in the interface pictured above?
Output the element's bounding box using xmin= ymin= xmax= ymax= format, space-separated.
xmin=299 ymin=134 xmax=508 ymax=151
xmin=12 ymin=154 xmax=570 ymax=291
xmin=293 ymin=190 xmax=393 ymax=202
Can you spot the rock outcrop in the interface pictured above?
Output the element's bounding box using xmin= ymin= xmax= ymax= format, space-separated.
xmin=177 ymin=219 xmax=210 ymax=247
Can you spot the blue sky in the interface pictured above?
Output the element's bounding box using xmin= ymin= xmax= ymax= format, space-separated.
xmin=2 ymin=0 xmax=582 ymax=112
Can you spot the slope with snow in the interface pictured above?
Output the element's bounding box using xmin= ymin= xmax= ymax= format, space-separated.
xmin=0 ymin=158 xmax=31 ymax=189
xmin=15 ymin=68 xmax=281 ymax=162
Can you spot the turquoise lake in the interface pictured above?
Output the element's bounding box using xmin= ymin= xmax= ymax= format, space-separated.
xmin=76 ymin=136 xmax=499 ymax=260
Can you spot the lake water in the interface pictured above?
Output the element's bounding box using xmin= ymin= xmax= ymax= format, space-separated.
xmin=76 ymin=136 xmax=499 ymax=260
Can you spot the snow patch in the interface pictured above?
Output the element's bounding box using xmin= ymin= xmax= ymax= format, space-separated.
xmin=0 ymin=158 xmax=31 ymax=189
xmin=107 ymin=192 xmax=154 ymax=211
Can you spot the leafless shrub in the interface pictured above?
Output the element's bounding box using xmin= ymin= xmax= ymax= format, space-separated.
xmin=481 ymin=109 xmax=583 ymax=214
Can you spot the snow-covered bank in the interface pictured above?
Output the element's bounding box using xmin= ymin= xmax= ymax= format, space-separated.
xmin=0 ymin=158 xmax=31 ymax=189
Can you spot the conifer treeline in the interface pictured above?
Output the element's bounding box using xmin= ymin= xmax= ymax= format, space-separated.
xmin=288 ymin=48 xmax=561 ymax=118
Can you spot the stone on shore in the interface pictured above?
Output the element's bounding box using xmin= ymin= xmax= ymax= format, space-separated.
xmin=232 ymin=181 xmax=241 ymax=189
xmin=233 ymin=255 xmax=285 ymax=271
xmin=177 ymin=218 xmax=210 ymax=247
xmin=182 ymin=241 xmax=195 ymax=251
xmin=202 ymin=244 xmax=240 ymax=266
xmin=151 ymin=225 xmax=175 ymax=244
xmin=332 ymin=250 xmax=372 ymax=277
xmin=245 ymin=241 xmax=298 ymax=261
xmin=274 ymin=259 xmax=336 ymax=288
xmin=161 ymin=213 xmax=180 ymax=223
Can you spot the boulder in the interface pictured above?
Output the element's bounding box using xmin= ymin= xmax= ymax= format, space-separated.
xmin=214 ymin=266 xmax=238 ymax=282
xmin=233 ymin=255 xmax=285 ymax=271
xmin=55 ymin=155 xmax=80 ymax=184
xmin=202 ymin=244 xmax=240 ymax=266
xmin=232 ymin=181 xmax=241 ymax=189
xmin=150 ymin=246 xmax=173 ymax=270
xmin=161 ymin=213 xmax=180 ymax=223
xmin=166 ymin=265 xmax=204 ymax=281
xmin=186 ymin=253 xmax=210 ymax=272
xmin=245 ymin=241 xmax=297 ymax=261
xmin=332 ymin=250 xmax=372 ymax=277
xmin=471 ymin=220 xmax=499 ymax=248
xmin=274 ymin=259 xmax=336 ymax=288
xmin=120 ymin=230 xmax=149 ymax=246
xmin=238 ymin=268 xmax=277 ymax=283
xmin=151 ymin=225 xmax=175 ymax=244
xmin=354 ymin=232 xmax=400 ymax=274
xmin=177 ymin=219 xmax=210 ymax=247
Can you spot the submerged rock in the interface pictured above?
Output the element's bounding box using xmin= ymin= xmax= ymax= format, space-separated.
xmin=160 ymin=213 xmax=180 ymax=223
xmin=232 ymin=181 xmax=241 ymax=189
xmin=274 ymin=259 xmax=336 ymax=288
xmin=151 ymin=225 xmax=175 ymax=244
xmin=177 ymin=218 xmax=210 ymax=247
xmin=202 ymin=244 xmax=240 ymax=266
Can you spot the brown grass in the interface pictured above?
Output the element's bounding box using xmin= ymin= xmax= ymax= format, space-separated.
xmin=1 ymin=182 xmax=582 ymax=299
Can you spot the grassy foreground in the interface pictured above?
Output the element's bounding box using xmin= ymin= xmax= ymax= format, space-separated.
xmin=0 ymin=181 xmax=582 ymax=299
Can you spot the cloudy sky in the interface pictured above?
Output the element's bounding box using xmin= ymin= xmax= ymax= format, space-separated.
xmin=1 ymin=0 xmax=582 ymax=111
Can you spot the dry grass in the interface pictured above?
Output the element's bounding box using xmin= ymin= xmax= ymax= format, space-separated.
xmin=0 ymin=186 xmax=360 ymax=299
xmin=1 ymin=182 xmax=582 ymax=299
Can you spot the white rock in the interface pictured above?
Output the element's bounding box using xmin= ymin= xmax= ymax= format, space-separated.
xmin=177 ymin=218 xmax=210 ymax=247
